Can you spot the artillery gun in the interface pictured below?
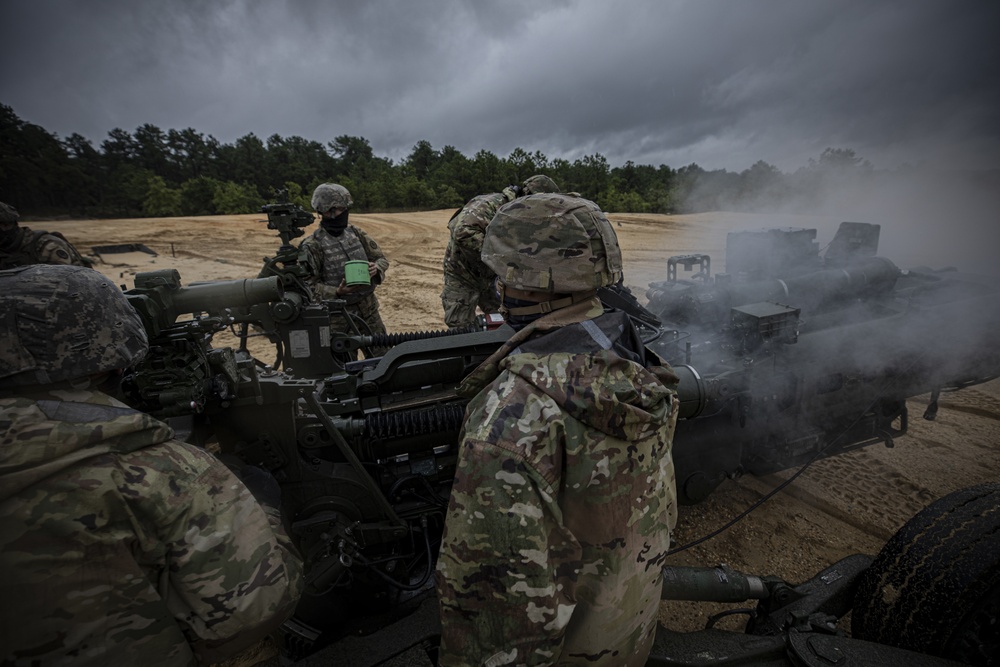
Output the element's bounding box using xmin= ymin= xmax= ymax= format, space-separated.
xmin=643 ymin=221 xmax=1000 ymax=504
xmin=115 ymin=207 xmax=1000 ymax=665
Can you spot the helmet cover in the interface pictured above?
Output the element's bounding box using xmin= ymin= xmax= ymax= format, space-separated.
xmin=311 ymin=183 xmax=354 ymax=212
xmin=0 ymin=265 xmax=148 ymax=388
xmin=482 ymin=193 xmax=623 ymax=293
xmin=521 ymin=174 xmax=559 ymax=195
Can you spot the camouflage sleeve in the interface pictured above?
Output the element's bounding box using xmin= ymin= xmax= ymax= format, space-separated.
xmin=354 ymin=226 xmax=389 ymax=282
xmin=436 ymin=438 xmax=580 ymax=666
xmin=36 ymin=235 xmax=86 ymax=266
xmin=297 ymin=237 xmax=339 ymax=300
xmin=133 ymin=441 xmax=303 ymax=664
xmin=298 ymin=237 xmax=320 ymax=281
xmin=452 ymin=221 xmax=486 ymax=268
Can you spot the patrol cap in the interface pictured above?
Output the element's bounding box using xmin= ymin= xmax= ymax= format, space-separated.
xmin=0 ymin=265 xmax=148 ymax=388
xmin=482 ymin=193 xmax=623 ymax=293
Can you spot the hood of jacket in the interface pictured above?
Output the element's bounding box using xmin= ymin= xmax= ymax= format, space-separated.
xmin=0 ymin=386 xmax=175 ymax=502
xmin=495 ymin=311 xmax=678 ymax=440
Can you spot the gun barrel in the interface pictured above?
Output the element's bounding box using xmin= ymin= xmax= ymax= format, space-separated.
xmin=173 ymin=277 xmax=283 ymax=317
xmin=126 ymin=272 xmax=284 ymax=334
xmin=673 ymin=364 xmax=707 ymax=419
xmin=661 ymin=565 xmax=769 ymax=602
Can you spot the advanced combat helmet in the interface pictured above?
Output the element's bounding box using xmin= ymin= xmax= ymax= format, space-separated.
xmin=521 ymin=174 xmax=559 ymax=195
xmin=311 ymin=183 xmax=354 ymax=213
xmin=0 ymin=265 xmax=148 ymax=389
xmin=482 ymin=193 xmax=623 ymax=293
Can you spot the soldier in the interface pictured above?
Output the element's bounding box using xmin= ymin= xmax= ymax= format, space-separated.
xmin=440 ymin=174 xmax=560 ymax=328
xmin=0 ymin=200 xmax=91 ymax=269
xmin=435 ymin=193 xmax=680 ymax=666
xmin=299 ymin=183 xmax=389 ymax=355
xmin=0 ymin=264 xmax=303 ymax=666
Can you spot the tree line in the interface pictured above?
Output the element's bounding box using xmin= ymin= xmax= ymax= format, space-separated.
xmin=0 ymin=102 xmax=921 ymax=219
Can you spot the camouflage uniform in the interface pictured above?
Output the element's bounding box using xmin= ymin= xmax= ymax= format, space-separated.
xmin=441 ymin=176 xmax=560 ymax=328
xmin=299 ymin=224 xmax=390 ymax=338
xmin=301 ymin=184 xmax=390 ymax=352
xmin=0 ymin=202 xmax=90 ymax=269
xmin=436 ymin=194 xmax=679 ymax=666
xmin=0 ymin=264 xmax=303 ymax=666
xmin=441 ymin=189 xmax=517 ymax=327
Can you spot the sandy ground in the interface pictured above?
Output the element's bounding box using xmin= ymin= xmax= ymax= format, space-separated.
xmin=41 ymin=210 xmax=1000 ymax=643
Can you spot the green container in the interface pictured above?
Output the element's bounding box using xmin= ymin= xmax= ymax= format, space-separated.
xmin=344 ymin=260 xmax=371 ymax=286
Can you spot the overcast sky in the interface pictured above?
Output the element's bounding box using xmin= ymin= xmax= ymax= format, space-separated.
xmin=2 ymin=0 xmax=998 ymax=173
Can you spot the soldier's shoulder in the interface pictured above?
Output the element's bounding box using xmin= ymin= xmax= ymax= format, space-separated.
xmin=117 ymin=437 xmax=220 ymax=483
xmin=32 ymin=230 xmax=90 ymax=266
xmin=299 ymin=231 xmax=322 ymax=248
xmin=351 ymin=225 xmax=382 ymax=249
xmin=466 ymin=192 xmax=507 ymax=212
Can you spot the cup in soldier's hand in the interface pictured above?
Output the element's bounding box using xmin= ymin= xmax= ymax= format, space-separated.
xmin=344 ymin=260 xmax=371 ymax=286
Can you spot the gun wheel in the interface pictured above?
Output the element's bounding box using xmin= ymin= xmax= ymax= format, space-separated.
xmin=851 ymin=482 xmax=1000 ymax=665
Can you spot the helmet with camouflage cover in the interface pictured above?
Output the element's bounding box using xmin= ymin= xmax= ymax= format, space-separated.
xmin=311 ymin=183 xmax=353 ymax=213
xmin=0 ymin=265 xmax=148 ymax=389
xmin=0 ymin=201 xmax=19 ymax=224
xmin=521 ymin=174 xmax=559 ymax=195
xmin=482 ymin=193 xmax=623 ymax=293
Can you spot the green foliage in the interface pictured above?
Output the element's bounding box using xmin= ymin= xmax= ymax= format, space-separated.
xmin=0 ymin=104 xmax=909 ymax=219
xmin=602 ymin=184 xmax=651 ymax=213
xmin=280 ymin=182 xmax=311 ymax=210
xmin=143 ymin=175 xmax=182 ymax=217
xmin=433 ymin=184 xmax=464 ymax=209
xmin=180 ymin=176 xmax=223 ymax=215
xmin=213 ymin=181 xmax=265 ymax=215
xmin=101 ymin=166 xmax=156 ymax=217
xmin=813 ymin=147 xmax=872 ymax=171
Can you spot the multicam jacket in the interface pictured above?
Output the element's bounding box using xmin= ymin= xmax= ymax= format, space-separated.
xmin=0 ymin=386 xmax=303 ymax=666
xmin=300 ymin=224 xmax=389 ymax=338
xmin=0 ymin=226 xmax=91 ymax=269
xmin=436 ymin=300 xmax=680 ymax=667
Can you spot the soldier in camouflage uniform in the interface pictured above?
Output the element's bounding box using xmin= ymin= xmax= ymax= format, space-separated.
xmin=440 ymin=175 xmax=560 ymax=328
xmin=435 ymin=193 xmax=680 ymax=667
xmin=299 ymin=183 xmax=390 ymax=356
xmin=0 ymin=200 xmax=92 ymax=269
xmin=0 ymin=264 xmax=303 ymax=666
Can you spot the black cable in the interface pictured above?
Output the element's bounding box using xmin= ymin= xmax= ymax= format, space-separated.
xmin=354 ymin=521 xmax=435 ymax=592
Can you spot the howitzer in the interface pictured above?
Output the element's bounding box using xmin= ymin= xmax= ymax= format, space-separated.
xmin=116 ymin=217 xmax=1000 ymax=663
xmin=642 ymin=222 xmax=1000 ymax=503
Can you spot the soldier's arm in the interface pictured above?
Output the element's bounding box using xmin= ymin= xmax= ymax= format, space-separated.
xmin=353 ymin=227 xmax=389 ymax=283
xmin=436 ymin=439 xmax=578 ymax=666
xmin=142 ymin=442 xmax=303 ymax=664
xmin=451 ymin=215 xmax=488 ymax=264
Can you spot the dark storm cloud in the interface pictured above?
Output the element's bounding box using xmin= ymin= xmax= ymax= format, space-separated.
xmin=1 ymin=0 xmax=998 ymax=171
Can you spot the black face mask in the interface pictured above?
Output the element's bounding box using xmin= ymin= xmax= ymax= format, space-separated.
xmin=321 ymin=210 xmax=349 ymax=236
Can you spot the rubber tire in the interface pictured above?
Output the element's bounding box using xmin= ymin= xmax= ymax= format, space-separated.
xmin=851 ymin=483 xmax=1000 ymax=665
